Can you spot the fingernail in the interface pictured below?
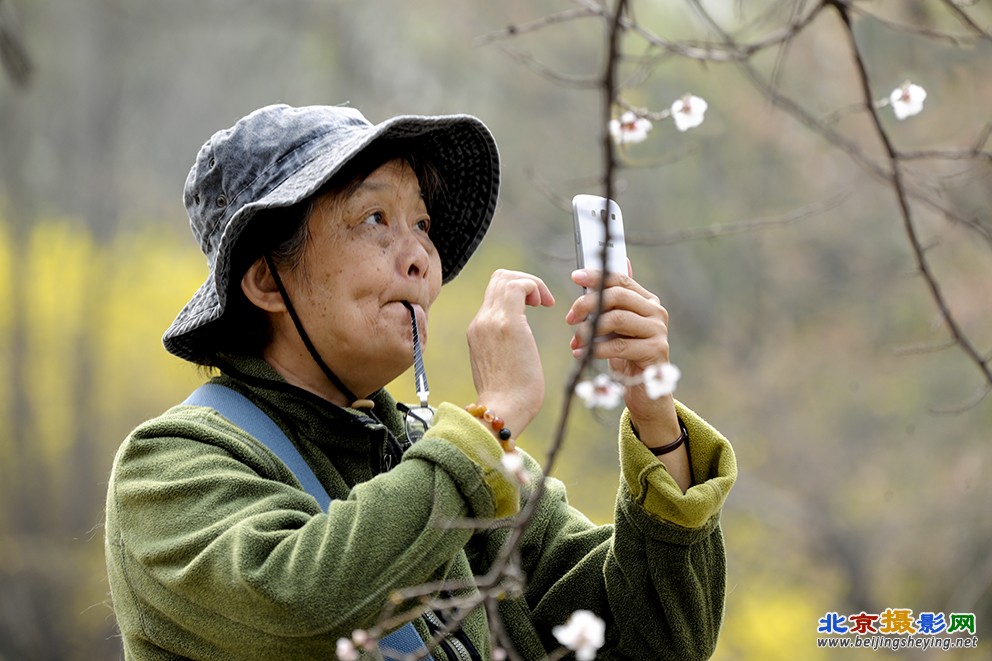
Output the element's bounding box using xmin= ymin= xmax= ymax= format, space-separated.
xmin=572 ymin=269 xmax=589 ymax=284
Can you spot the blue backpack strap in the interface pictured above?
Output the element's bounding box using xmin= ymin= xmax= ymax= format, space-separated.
xmin=184 ymin=383 xmax=331 ymax=510
xmin=182 ymin=383 xmax=433 ymax=660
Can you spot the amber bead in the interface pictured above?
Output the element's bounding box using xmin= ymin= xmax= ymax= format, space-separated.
xmin=466 ymin=403 xmax=487 ymax=417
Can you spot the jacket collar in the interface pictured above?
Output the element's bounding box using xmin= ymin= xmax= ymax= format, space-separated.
xmin=212 ymin=354 xmax=410 ymax=477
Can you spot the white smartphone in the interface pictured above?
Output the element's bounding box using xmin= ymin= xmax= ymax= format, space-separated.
xmin=572 ymin=194 xmax=628 ymax=277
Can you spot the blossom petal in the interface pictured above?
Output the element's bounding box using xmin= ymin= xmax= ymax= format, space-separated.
xmin=575 ymin=374 xmax=625 ymax=409
xmin=671 ymin=94 xmax=708 ymax=132
xmin=553 ymin=610 xmax=606 ymax=660
xmin=890 ymin=82 xmax=927 ymax=120
xmin=551 ymin=609 xmax=606 ymax=661
xmin=336 ymin=638 xmax=358 ymax=661
xmin=609 ymin=110 xmax=652 ymax=144
xmin=500 ymin=451 xmax=528 ymax=486
xmin=643 ymin=363 xmax=681 ymax=399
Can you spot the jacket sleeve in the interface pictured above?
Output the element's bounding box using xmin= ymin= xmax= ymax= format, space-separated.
xmin=478 ymin=401 xmax=736 ymax=660
xmin=106 ymin=402 xmax=517 ymax=658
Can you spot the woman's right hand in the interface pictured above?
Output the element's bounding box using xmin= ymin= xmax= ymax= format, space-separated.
xmin=466 ymin=269 xmax=555 ymax=438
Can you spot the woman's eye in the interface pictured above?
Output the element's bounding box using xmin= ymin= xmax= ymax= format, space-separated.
xmin=416 ymin=218 xmax=431 ymax=233
xmin=362 ymin=212 xmax=385 ymax=226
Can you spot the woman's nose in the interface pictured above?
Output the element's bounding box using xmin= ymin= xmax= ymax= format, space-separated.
xmin=399 ymin=225 xmax=431 ymax=279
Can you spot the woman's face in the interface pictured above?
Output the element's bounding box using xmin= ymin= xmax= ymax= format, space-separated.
xmin=276 ymin=158 xmax=443 ymax=395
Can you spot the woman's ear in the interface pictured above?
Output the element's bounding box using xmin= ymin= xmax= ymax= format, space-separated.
xmin=241 ymin=257 xmax=286 ymax=312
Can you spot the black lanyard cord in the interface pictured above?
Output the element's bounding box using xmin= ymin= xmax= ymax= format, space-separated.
xmin=263 ymin=254 xmax=362 ymax=406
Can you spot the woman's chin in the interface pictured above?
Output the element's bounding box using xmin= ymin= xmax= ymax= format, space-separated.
xmin=366 ymin=354 xmax=418 ymax=392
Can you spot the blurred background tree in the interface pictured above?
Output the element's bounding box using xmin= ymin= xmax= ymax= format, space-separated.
xmin=0 ymin=1 xmax=988 ymax=659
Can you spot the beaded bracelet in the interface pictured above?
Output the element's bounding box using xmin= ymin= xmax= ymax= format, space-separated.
xmin=465 ymin=403 xmax=515 ymax=452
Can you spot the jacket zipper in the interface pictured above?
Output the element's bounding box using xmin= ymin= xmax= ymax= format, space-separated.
xmin=422 ymin=609 xmax=480 ymax=661
xmin=436 ymin=591 xmax=482 ymax=661
xmin=424 ymin=610 xmax=473 ymax=661
xmin=378 ymin=426 xmax=407 ymax=475
xmin=420 ymin=610 xmax=460 ymax=661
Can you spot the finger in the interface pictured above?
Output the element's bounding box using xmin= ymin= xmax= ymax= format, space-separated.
xmin=571 ymin=268 xmax=657 ymax=302
xmin=571 ymin=309 xmax=665 ymax=345
xmin=572 ymin=331 xmax=670 ymax=366
xmin=566 ymin=287 xmax=667 ymax=327
xmin=487 ymin=270 xmax=556 ymax=309
xmin=526 ymin=277 xmax=556 ymax=308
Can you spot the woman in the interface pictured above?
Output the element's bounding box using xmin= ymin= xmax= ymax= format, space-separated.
xmin=105 ymin=104 xmax=736 ymax=660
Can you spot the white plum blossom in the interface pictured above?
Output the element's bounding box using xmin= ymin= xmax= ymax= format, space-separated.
xmin=575 ymin=373 xmax=625 ymax=409
xmin=609 ymin=111 xmax=652 ymax=144
xmin=335 ymin=637 xmax=358 ymax=661
xmin=553 ymin=610 xmax=606 ymax=661
xmin=671 ymin=94 xmax=708 ymax=132
xmin=351 ymin=630 xmax=373 ymax=651
xmin=642 ymin=363 xmax=681 ymax=400
xmin=889 ymin=81 xmax=927 ymax=120
xmin=500 ymin=450 xmax=528 ymax=486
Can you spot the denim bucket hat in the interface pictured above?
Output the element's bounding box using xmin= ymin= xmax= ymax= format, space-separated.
xmin=163 ymin=104 xmax=500 ymax=363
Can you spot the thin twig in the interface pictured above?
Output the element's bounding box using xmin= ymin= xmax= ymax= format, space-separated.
xmin=928 ymin=382 xmax=992 ymax=415
xmin=0 ymin=0 xmax=32 ymax=86
xmin=473 ymin=7 xmax=598 ymax=47
xmin=628 ymin=192 xmax=849 ymax=246
xmin=842 ymin=0 xmax=990 ymax=46
xmin=685 ymin=0 xmax=992 ymax=251
xmin=492 ymin=43 xmax=602 ymax=88
xmin=891 ymin=338 xmax=958 ymax=357
xmin=829 ymin=0 xmax=992 ymax=395
xmin=572 ymin=0 xmax=829 ymax=62
xmin=898 ymin=123 xmax=992 ymax=163
xmin=939 ymin=0 xmax=992 ymax=42
xmin=898 ymin=149 xmax=992 ymax=163
xmin=484 ymin=597 xmax=524 ymax=661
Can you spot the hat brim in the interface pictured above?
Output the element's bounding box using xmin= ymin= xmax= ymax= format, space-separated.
xmin=163 ymin=113 xmax=499 ymax=363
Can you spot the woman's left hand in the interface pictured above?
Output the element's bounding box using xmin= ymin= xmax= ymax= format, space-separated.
xmin=565 ymin=268 xmax=682 ymax=446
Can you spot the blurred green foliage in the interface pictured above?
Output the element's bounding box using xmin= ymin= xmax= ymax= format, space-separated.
xmin=1 ymin=1 xmax=990 ymax=659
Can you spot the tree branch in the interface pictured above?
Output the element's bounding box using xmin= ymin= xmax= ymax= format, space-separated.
xmin=829 ymin=0 xmax=992 ymax=396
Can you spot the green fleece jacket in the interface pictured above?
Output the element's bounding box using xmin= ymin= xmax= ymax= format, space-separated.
xmin=105 ymin=358 xmax=736 ymax=660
